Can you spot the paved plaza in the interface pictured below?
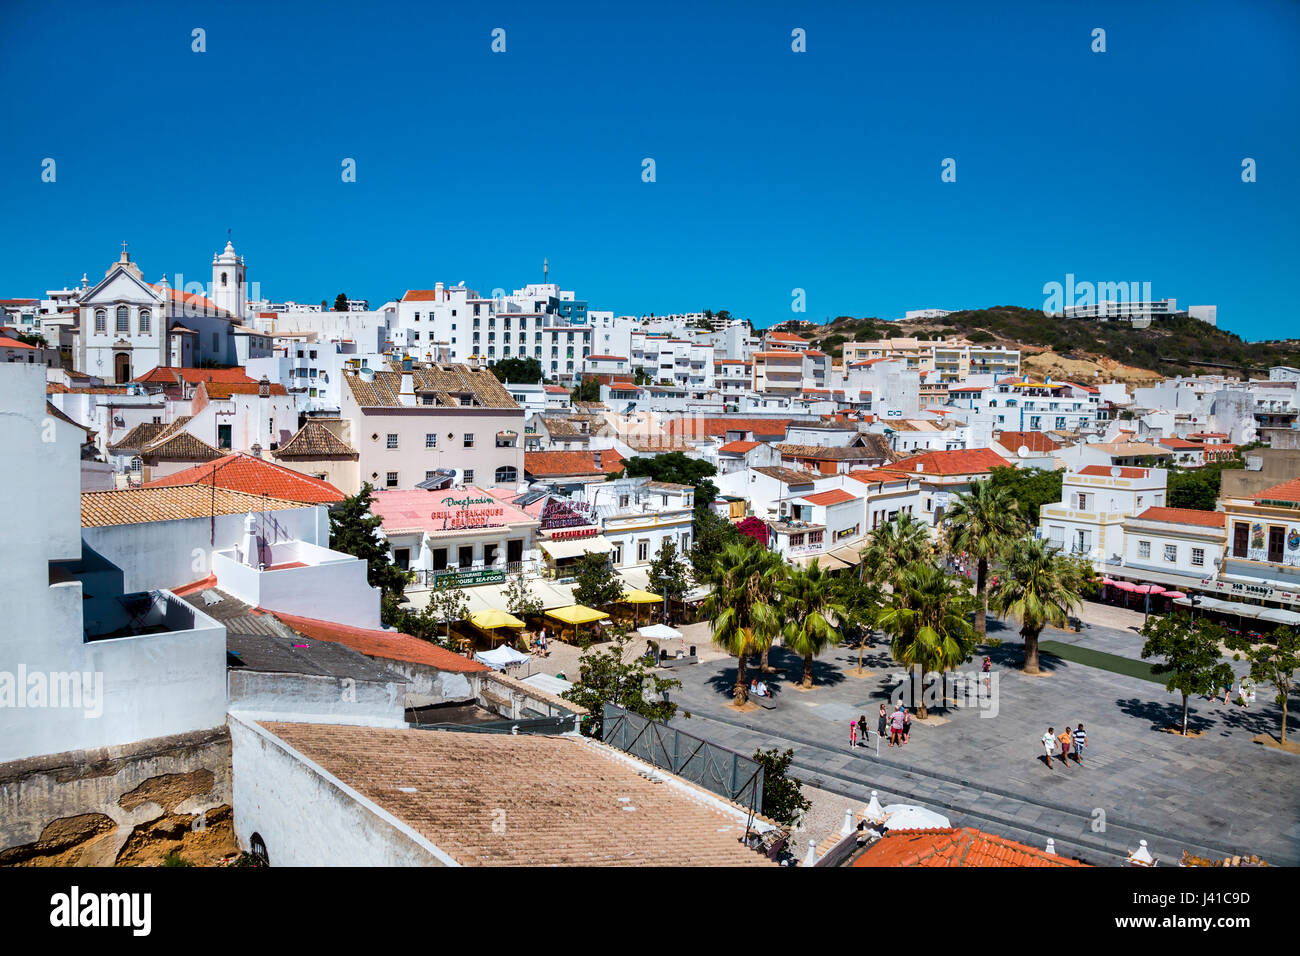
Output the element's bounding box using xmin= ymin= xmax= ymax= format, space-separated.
xmin=655 ymin=611 xmax=1300 ymax=867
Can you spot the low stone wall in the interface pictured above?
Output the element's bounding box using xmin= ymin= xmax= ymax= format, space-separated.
xmin=0 ymin=727 xmax=235 ymax=866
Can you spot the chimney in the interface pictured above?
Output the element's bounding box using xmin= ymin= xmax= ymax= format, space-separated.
xmin=251 ymin=443 xmax=263 ymax=459
xmin=400 ymin=360 xmax=416 ymax=407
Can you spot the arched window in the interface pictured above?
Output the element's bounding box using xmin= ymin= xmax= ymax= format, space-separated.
xmin=94 ymin=309 xmax=106 ymax=333
xmin=116 ymin=305 xmax=129 ymax=333
xmin=220 ymin=271 xmax=228 ymax=287
xmin=494 ymin=465 xmax=518 ymax=485
xmin=248 ymin=832 xmax=269 ymax=866
xmin=138 ymin=309 xmax=151 ymax=334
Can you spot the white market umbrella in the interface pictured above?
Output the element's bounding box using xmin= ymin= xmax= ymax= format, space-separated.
xmin=639 ymin=623 xmax=683 ymax=640
xmin=881 ymin=804 xmax=951 ymax=831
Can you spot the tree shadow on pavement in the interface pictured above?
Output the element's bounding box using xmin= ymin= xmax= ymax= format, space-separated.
xmin=1114 ymin=697 xmax=1217 ymax=735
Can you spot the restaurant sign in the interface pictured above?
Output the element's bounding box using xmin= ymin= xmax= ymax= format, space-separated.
xmin=540 ymin=500 xmax=593 ymax=531
xmin=1199 ymin=576 xmax=1300 ymax=606
xmin=431 ymin=568 xmax=505 ymax=587
xmin=431 ymin=494 xmax=506 ymax=530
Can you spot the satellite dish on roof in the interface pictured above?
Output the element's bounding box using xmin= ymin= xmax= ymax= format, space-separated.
xmin=1110 ymin=465 xmax=1122 ymax=478
xmin=1017 ymin=445 xmax=1030 ymax=458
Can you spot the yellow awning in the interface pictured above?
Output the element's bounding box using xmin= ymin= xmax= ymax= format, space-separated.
xmin=470 ymin=609 xmax=526 ymax=630
xmin=546 ymin=604 xmax=610 ymax=625
xmin=620 ymin=588 xmax=663 ymax=604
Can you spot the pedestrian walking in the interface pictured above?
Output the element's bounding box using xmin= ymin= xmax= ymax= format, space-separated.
xmin=1222 ymin=682 xmax=1232 ymax=706
xmin=878 ymin=704 xmax=889 ymax=746
xmin=1073 ymin=723 xmax=1087 ymax=764
xmin=902 ymin=706 xmax=912 ymax=744
xmin=1057 ymin=726 xmax=1073 ymax=766
xmin=982 ymin=656 xmax=992 ymax=693
xmin=857 ymin=714 xmax=869 ymax=750
xmin=849 ymin=719 xmax=859 ymax=749
xmin=1042 ymin=726 xmax=1056 ymax=768
xmin=890 ymin=706 xmax=905 ymax=746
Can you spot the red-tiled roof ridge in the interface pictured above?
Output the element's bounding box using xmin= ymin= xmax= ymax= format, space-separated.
xmin=1133 ymin=506 xmax=1225 ymax=528
xmin=1254 ymin=477 xmax=1300 ymax=505
xmin=879 ymin=447 xmax=1009 ymax=477
xmin=270 ymin=611 xmax=489 ymax=673
xmin=801 ymin=488 xmax=857 ymax=505
xmin=143 ymin=452 xmax=345 ymax=503
xmin=853 ymin=827 xmax=1088 ymax=867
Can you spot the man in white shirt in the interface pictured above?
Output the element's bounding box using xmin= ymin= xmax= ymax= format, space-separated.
xmin=1042 ymin=727 xmax=1057 ymax=768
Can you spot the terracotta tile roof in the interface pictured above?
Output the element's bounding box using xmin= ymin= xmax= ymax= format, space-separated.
xmin=719 ymin=440 xmax=761 ymax=454
xmin=1088 ymin=440 xmax=1171 ymax=457
xmin=774 ymin=443 xmax=884 ymax=461
xmin=751 ymin=465 xmax=819 ymax=485
xmin=0 ymin=337 xmax=38 ymax=350
xmin=344 ymin=363 xmax=517 ymax=408
xmin=544 ymin=385 xmax=571 ymax=394
xmin=853 ymin=828 xmax=1088 ymax=867
xmin=801 ymin=488 xmax=858 ymax=505
xmin=847 ymin=468 xmax=914 ymax=485
xmin=1133 ymin=507 xmax=1226 ymax=528
xmin=142 ymin=425 xmax=225 ymax=463
xmin=46 ymin=382 xmax=71 ymax=394
xmin=133 ymin=366 xmax=256 ymax=386
xmin=1254 ymin=478 xmax=1300 ymax=505
xmin=81 ymin=485 xmax=307 ymax=528
xmin=402 ymin=290 xmax=442 ymax=301
xmin=995 ymin=431 xmax=1061 ymax=453
xmin=524 ymin=449 xmax=624 ymax=478
xmin=622 ymin=437 xmax=691 ymax=453
xmin=765 ymin=331 xmax=809 ymax=344
xmin=258 ymin=722 xmax=772 ymax=866
xmin=201 ymin=381 xmax=290 ymax=398
xmin=1076 ymin=465 xmax=1150 ymax=479
xmin=268 ymin=612 xmax=488 ymax=672
xmin=880 ymin=448 xmax=1009 ymax=477
xmin=108 ymin=420 xmax=169 ymax=453
xmin=144 ymin=453 xmax=345 ymax=503
xmin=1158 ymin=438 xmax=1205 ymax=450
xmin=540 ymin=416 xmax=585 ymax=438
xmin=665 ymin=417 xmax=792 ymax=440
xmin=272 ymin=420 xmax=357 ymax=460
xmin=150 ymin=283 xmax=228 ymax=315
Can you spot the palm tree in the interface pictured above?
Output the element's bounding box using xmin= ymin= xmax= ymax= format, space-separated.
xmin=701 ymin=541 xmax=785 ymax=704
xmin=876 ymin=563 xmax=976 ymax=717
xmin=780 ymin=560 xmax=847 ymax=688
xmin=988 ymin=538 xmax=1084 ymax=673
xmin=860 ymin=512 xmax=932 ymax=585
xmin=943 ymin=480 xmax=1025 ymax=638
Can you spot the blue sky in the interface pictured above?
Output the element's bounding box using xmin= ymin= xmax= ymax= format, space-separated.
xmin=1 ymin=0 xmax=1296 ymax=339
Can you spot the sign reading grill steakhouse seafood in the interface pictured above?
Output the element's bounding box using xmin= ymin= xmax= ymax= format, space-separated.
xmin=431 ymin=494 xmax=506 ymax=529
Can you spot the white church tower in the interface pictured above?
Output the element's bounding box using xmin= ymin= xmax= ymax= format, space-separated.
xmin=212 ymin=239 xmax=246 ymax=321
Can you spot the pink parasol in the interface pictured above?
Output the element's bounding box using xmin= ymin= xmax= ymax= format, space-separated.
xmin=1163 ymin=591 xmax=1187 ymax=599
xmin=1112 ymin=581 xmax=1138 ymax=592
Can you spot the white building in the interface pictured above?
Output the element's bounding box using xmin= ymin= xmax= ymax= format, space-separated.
xmin=1038 ymin=465 xmax=1168 ymax=566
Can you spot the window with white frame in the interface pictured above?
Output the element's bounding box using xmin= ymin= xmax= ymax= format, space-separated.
xmin=1138 ymin=540 xmax=1151 ymax=559
xmin=637 ymin=539 xmax=649 ymax=562
xmin=1164 ymin=544 xmax=1177 ymax=563
xmin=463 ymin=469 xmax=474 ymax=484
xmin=1191 ymin=547 xmax=1205 ymax=566
xmin=138 ymin=309 xmax=150 ymax=334
xmin=116 ymin=305 xmax=129 ymax=333
xmin=386 ymin=433 xmax=398 ymax=449
xmin=425 ymin=433 xmax=437 ymax=448
xmin=94 ymin=309 xmax=106 ymax=333
xmin=463 ymin=433 xmax=474 ymax=448
xmin=385 ymin=471 xmax=398 ymax=488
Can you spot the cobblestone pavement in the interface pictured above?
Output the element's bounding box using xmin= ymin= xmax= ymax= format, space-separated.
xmin=657 ymin=614 xmax=1300 ymax=867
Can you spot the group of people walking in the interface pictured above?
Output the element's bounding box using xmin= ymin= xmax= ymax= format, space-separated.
xmin=1041 ymin=724 xmax=1087 ymax=769
xmin=850 ymin=703 xmax=913 ymax=749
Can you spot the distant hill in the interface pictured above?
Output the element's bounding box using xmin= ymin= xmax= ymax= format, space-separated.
xmin=803 ymin=306 xmax=1300 ymax=381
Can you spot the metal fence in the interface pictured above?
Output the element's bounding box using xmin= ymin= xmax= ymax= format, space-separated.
xmin=601 ymin=704 xmax=764 ymax=816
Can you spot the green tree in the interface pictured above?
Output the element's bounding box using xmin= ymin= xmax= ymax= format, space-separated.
xmin=700 ymin=541 xmax=785 ymax=704
xmin=752 ymin=747 xmax=811 ymax=829
xmin=648 ymin=538 xmax=691 ymax=624
xmin=616 ymin=451 xmax=717 ymax=487
xmin=425 ymin=573 xmax=470 ymax=645
xmin=779 ymin=560 xmax=847 ymax=688
xmin=1141 ymin=614 xmax=1235 ymax=737
xmin=572 ymin=551 xmax=625 ymax=610
xmin=1228 ymin=626 xmax=1300 ymax=744
xmin=986 ymin=466 xmax=1064 ymax=525
xmin=1167 ymin=460 xmax=1244 ymax=511
xmin=490 ymin=357 xmax=543 ymax=384
xmin=333 ymin=293 xmax=348 ymax=312
xmin=562 ymin=629 xmax=681 ymax=737
xmin=570 ymin=376 xmax=601 ymax=402
xmin=860 ymin=511 xmax=931 ymax=583
xmin=876 ymin=563 xmax=976 ymax=716
xmin=834 ymin=574 xmax=883 ymax=676
xmin=944 ymin=480 xmax=1026 ymax=637
xmin=690 ymin=507 xmax=742 ymax=579
xmin=17 ymin=332 xmax=48 ymax=348
xmin=503 ymin=572 xmax=543 ymax=622
xmin=633 ymin=367 xmax=652 ymax=386
xmin=989 ymin=538 xmax=1084 ymax=673
xmin=329 ymin=482 xmax=411 ymax=626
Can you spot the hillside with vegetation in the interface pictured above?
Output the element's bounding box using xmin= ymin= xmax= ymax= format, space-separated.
xmin=801 ymin=307 xmax=1300 ymax=382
